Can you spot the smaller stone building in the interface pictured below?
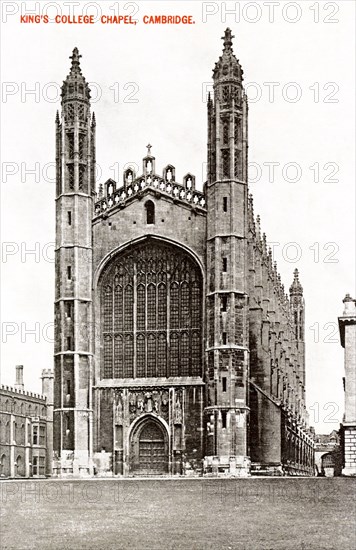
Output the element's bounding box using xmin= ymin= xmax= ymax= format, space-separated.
xmin=338 ymin=294 xmax=356 ymax=476
xmin=0 ymin=366 xmax=53 ymax=478
xmin=314 ymin=430 xmax=342 ymax=476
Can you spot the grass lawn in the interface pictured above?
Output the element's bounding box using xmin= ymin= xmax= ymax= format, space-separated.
xmin=1 ymin=477 xmax=355 ymax=550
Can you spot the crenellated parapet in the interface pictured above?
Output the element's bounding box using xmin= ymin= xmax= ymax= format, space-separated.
xmin=0 ymin=384 xmax=46 ymax=402
xmin=94 ymin=151 xmax=206 ymax=218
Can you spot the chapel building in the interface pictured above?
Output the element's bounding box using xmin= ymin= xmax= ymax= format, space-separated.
xmin=53 ymin=30 xmax=314 ymax=477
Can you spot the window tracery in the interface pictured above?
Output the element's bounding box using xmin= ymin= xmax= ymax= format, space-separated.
xmin=100 ymin=241 xmax=203 ymax=378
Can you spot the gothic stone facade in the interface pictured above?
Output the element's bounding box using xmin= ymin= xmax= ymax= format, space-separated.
xmin=53 ymin=30 xmax=314 ymax=477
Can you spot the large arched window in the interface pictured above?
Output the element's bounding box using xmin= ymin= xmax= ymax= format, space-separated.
xmin=99 ymin=239 xmax=203 ymax=379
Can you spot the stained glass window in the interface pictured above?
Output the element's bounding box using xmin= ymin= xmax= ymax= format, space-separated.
xmin=137 ymin=284 xmax=145 ymax=330
xmin=100 ymin=240 xmax=202 ymax=379
xmin=114 ymin=335 xmax=123 ymax=378
xmin=157 ymin=333 xmax=167 ymax=376
xmin=147 ymin=284 xmax=156 ymax=330
xmin=147 ymin=334 xmax=156 ymax=377
xmin=180 ymin=332 xmax=190 ymax=376
xmin=170 ymin=332 xmax=179 ymax=376
xmin=170 ymin=283 xmax=179 ymax=329
xmin=222 ymin=150 xmax=230 ymax=179
xmin=124 ymin=335 xmax=133 ymax=377
xmin=136 ymin=334 xmax=145 ymax=377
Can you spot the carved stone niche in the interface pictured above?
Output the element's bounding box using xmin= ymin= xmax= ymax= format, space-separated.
xmin=174 ymin=390 xmax=183 ymax=424
xmin=114 ymin=393 xmax=123 ymax=425
xmin=128 ymin=389 xmax=170 ymax=422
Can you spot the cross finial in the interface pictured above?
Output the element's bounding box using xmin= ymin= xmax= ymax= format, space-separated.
xmin=222 ymin=28 xmax=234 ymax=52
xmin=69 ymin=47 xmax=82 ymax=74
xmin=146 ymin=143 xmax=152 ymax=156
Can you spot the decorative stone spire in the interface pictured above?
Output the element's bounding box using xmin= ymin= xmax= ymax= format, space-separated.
xmin=55 ymin=110 xmax=60 ymax=124
xmin=267 ymin=247 xmax=273 ymax=272
xmin=213 ymin=27 xmax=243 ymax=84
xmin=262 ymin=233 xmax=267 ymax=256
xmin=248 ymin=194 xmax=255 ymax=233
xmin=91 ymin=112 xmax=96 ymax=127
xmin=255 ymin=215 xmax=261 ymax=243
xmin=289 ymin=268 xmax=303 ymax=296
xmin=61 ymin=47 xmax=91 ymax=102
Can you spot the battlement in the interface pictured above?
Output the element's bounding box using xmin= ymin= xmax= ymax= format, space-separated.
xmin=0 ymin=384 xmax=46 ymax=401
xmin=94 ymin=158 xmax=206 ymax=217
xmin=41 ymin=368 xmax=54 ymax=378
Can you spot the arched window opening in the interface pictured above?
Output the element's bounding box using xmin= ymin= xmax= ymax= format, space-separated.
xmin=99 ymin=241 xmax=203 ymax=379
xmin=145 ymin=201 xmax=155 ymax=225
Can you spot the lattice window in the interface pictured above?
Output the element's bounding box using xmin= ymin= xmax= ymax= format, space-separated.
xmin=234 ymin=117 xmax=240 ymax=143
xmin=211 ymin=151 xmax=216 ymax=180
xmin=157 ymin=284 xmax=167 ymax=329
xmin=222 ymin=86 xmax=229 ymax=103
xmin=124 ymin=286 xmax=133 ymax=330
xmin=170 ymin=333 xmax=179 ymax=376
xmin=157 ymin=333 xmax=167 ymax=376
xmin=124 ymin=335 xmax=133 ymax=377
xmin=67 ymin=164 xmax=74 ymax=189
xmin=65 ymin=104 xmax=75 ymax=124
xmin=170 ymin=283 xmax=179 ymax=329
xmin=147 ymin=284 xmax=156 ymax=330
xmin=147 ymin=334 xmax=156 ymax=377
xmin=100 ymin=241 xmax=203 ymax=379
xmin=103 ymin=286 xmax=112 ymax=332
xmin=180 ymin=282 xmax=190 ymax=326
xmin=114 ymin=336 xmax=123 ymax=378
xmin=104 ymin=335 xmax=113 ymax=378
xmin=180 ymin=332 xmax=190 ymax=376
xmin=222 ymin=150 xmax=230 ymax=179
xmin=136 ymin=334 xmax=145 ymax=377
xmin=79 ymin=165 xmax=86 ymax=191
xmin=234 ymin=150 xmax=240 ymax=178
xmin=79 ymin=133 xmax=86 ymax=159
xmin=114 ymin=285 xmax=123 ymax=331
xmin=137 ymin=284 xmax=145 ymax=330
xmin=67 ymin=133 xmax=74 ymax=159
xmin=192 ymin=332 xmax=201 ymax=376
xmin=223 ymin=120 xmax=229 ymax=144
xmin=78 ymin=104 xmax=85 ymax=121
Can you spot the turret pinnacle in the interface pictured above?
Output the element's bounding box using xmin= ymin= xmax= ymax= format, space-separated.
xmin=289 ymin=268 xmax=303 ymax=296
xmin=61 ymin=47 xmax=90 ymax=103
xmin=213 ymin=27 xmax=243 ymax=84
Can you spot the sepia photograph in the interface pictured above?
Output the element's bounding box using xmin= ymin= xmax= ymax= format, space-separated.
xmin=0 ymin=1 xmax=355 ymax=549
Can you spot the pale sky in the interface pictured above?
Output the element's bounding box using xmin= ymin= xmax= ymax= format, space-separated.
xmin=1 ymin=1 xmax=355 ymax=433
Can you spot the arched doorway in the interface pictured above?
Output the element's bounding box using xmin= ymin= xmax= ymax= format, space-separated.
xmin=130 ymin=418 xmax=168 ymax=475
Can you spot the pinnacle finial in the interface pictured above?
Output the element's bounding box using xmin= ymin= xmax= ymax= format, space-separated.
xmin=69 ymin=47 xmax=82 ymax=74
xmin=146 ymin=143 xmax=152 ymax=156
xmin=222 ymin=28 xmax=235 ymax=52
xmin=290 ymin=268 xmax=303 ymax=296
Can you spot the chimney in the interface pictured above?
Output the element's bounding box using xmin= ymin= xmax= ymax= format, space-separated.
xmin=14 ymin=365 xmax=24 ymax=390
